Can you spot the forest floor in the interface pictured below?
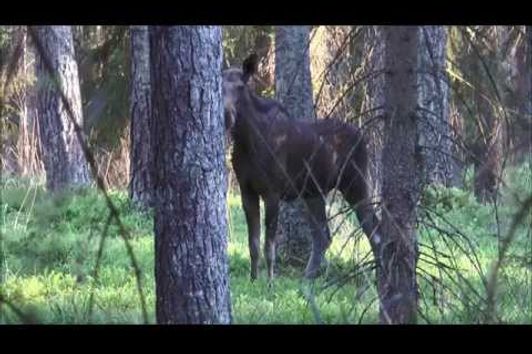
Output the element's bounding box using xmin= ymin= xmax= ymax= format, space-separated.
xmin=0 ymin=163 xmax=530 ymax=324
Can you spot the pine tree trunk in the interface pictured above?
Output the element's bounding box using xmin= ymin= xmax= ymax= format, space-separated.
xmin=6 ymin=26 xmax=27 ymax=176
xmin=474 ymin=108 xmax=503 ymax=204
xmin=528 ymin=26 xmax=532 ymax=159
xmin=129 ymin=26 xmax=153 ymax=209
xmin=506 ymin=26 xmax=531 ymax=162
xmin=34 ymin=26 xmax=91 ymax=192
xmin=472 ymin=91 xmax=502 ymax=202
xmin=274 ymin=26 xmax=316 ymax=269
xmin=311 ymin=26 xmax=352 ymax=118
xmin=499 ymin=26 xmax=518 ymax=159
xmin=14 ymin=26 xmax=42 ymax=178
xmin=472 ymin=27 xmax=505 ymax=203
xmin=417 ymin=26 xmax=459 ymax=187
xmin=361 ymin=26 xmax=385 ymax=209
xmin=252 ymin=27 xmax=275 ymax=95
xmin=529 ymin=26 xmax=532 ymax=117
xmin=150 ymin=26 xmax=232 ymax=324
xmin=16 ymin=26 xmax=28 ymax=176
xmin=27 ymin=36 xmax=43 ymax=177
xmin=378 ymin=26 xmax=420 ymax=324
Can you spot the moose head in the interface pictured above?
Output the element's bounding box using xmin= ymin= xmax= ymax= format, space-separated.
xmin=222 ymin=53 xmax=259 ymax=133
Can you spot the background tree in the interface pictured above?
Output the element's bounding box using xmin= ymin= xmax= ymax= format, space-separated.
xmin=10 ymin=27 xmax=28 ymax=175
xmin=448 ymin=26 xmax=508 ymax=202
xmin=274 ymin=26 xmax=317 ymax=269
xmin=74 ymin=26 xmax=129 ymax=142
xmin=0 ymin=26 xmax=43 ymax=178
xmin=18 ymin=28 xmax=42 ymax=179
xmin=529 ymin=26 xmax=532 ymax=149
xmin=34 ymin=26 xmax=91 ymax=192
xmin=222 ymin=26 xmax=275 ymax=96
xmin=378 ymin=26 xmax=420 ymax=324
xmin=74 ymin=26 xmax=130 ymax=188
xmin=501 ymin=26 xmax=531 ymax=163
xmin=417 ymin=26 xmax=459 ymax=187
xmin=310 ymin=26 xmax=352 ymax=119
xmin=150 ymin=26 xmax=232 ymax=324
xmin=1 ymin=26 xmax=26 ymax=175
xmin=129 ymin=26 xmax=152 ymax=208
xmin=361 ymin=26 xmax=385 ymax=209
xmin=471 ymin=27 xmax=504 ymax=202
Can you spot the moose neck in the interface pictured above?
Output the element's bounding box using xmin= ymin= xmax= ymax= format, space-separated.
xmin=234 ymin=89 xmax=268 ymax=151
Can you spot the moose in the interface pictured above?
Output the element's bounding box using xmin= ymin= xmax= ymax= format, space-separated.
xmin=222 ymin=54 xmax=382 ymax=282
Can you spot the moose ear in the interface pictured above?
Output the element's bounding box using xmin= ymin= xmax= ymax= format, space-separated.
xmin=242 ymin=53 xmax=259 ymax=83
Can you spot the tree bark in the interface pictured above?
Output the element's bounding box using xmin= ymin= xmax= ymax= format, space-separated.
xmin=473 ymin=95 xmax=503 ymax=203
xmin=2 ymin=26 xmax=26 ymax=176
xmin=472 ymin=27 xmax=505 ymax=203
xmin=417 ymin=26 xmax=459 ymax=187
xmin=129 ymin=26 xmax=153 ymax=209
xmin=34 ymin=26 xmax=91 ymax=192
xmin=361 ymin=26 xmax=385 ymax=209
xmin=529 ymin=26 xmax=532 ymax=119
xmin=251 ymin=27 xmax=275 ymax=96
xmin=310 ymin=26 xmax=352 ymax=118
xmin=504 ymin=26 xmax=531 ymax=162
xmin=378 ymin=26 xmax=420 ymax=324
xmin=150 ymin=26 xmax=232 ymax=324
xmin=274 ymin=26 xmax=316 ymax=269
xmin=528 ymin=26 xmax=532 ymax=159
xmin=15 ymin=26 xmax=43 ymax=178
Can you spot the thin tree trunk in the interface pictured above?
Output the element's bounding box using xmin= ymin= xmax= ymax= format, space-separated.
xmin=27 ymin=37 xmax=43 ymax=177
xmin=508 ymin=26 xmax=531 ymax=162
xmin=34 ymin=26 xmax=91 ymax=192
xmin=0 ymin=26 xmax=24 ymax=176
xmin=311 ymin=26 xmax=352 ymax=118
xmin=274 ymin=26 xmax=316 ymax=269
xmin=378 ymin=26 xmax=420 ymax=324
xmin=472 ymin=92 xmax=501 ymax=203
xmin=4 ymin=26 xmax=27 ymax=176
xmin=529 ymin=26 xmax=532 ymax=117
xmin=15 ymin=26 xmax=30 ymax=176
xmin=472 ymin=28 xmax=505 ymax=203
xmin=417 ymin=26 xmax=459 ymax=187
xmin=15 ymin=26 xmax=42 ymax=178
xmin=150 ymin=26 xmax=232 ymax=324
xmin=528 ymin=26 xmax=532 ymax=159
xmin=252 ymin=27 xmax=275 ymax=95
xmin=361 ymin=26 xmax=385 ymax=209
xmin=500 ymin=26 xmax=518 ymax=159
xmin=129 ymin=26 xmax=153 ymax=209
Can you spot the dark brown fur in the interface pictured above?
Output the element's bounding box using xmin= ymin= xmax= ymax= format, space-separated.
xmin=223 ymin=55 xmax=381 ymax=281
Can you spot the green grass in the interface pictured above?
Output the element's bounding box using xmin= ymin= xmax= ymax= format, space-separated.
xmin=0 ymin=163 xmax=530 ymax=324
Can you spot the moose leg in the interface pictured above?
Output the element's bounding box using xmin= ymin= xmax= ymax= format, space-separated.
xmin=242 ymin=190 xmax=261 ymax=281
xmin=304 ymin=196 xmax=332 ymax=279
xmin=264 ymin=195 xmax=280 ymax=284
xmin=340 ymin=176 xmax=382 ymax=251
